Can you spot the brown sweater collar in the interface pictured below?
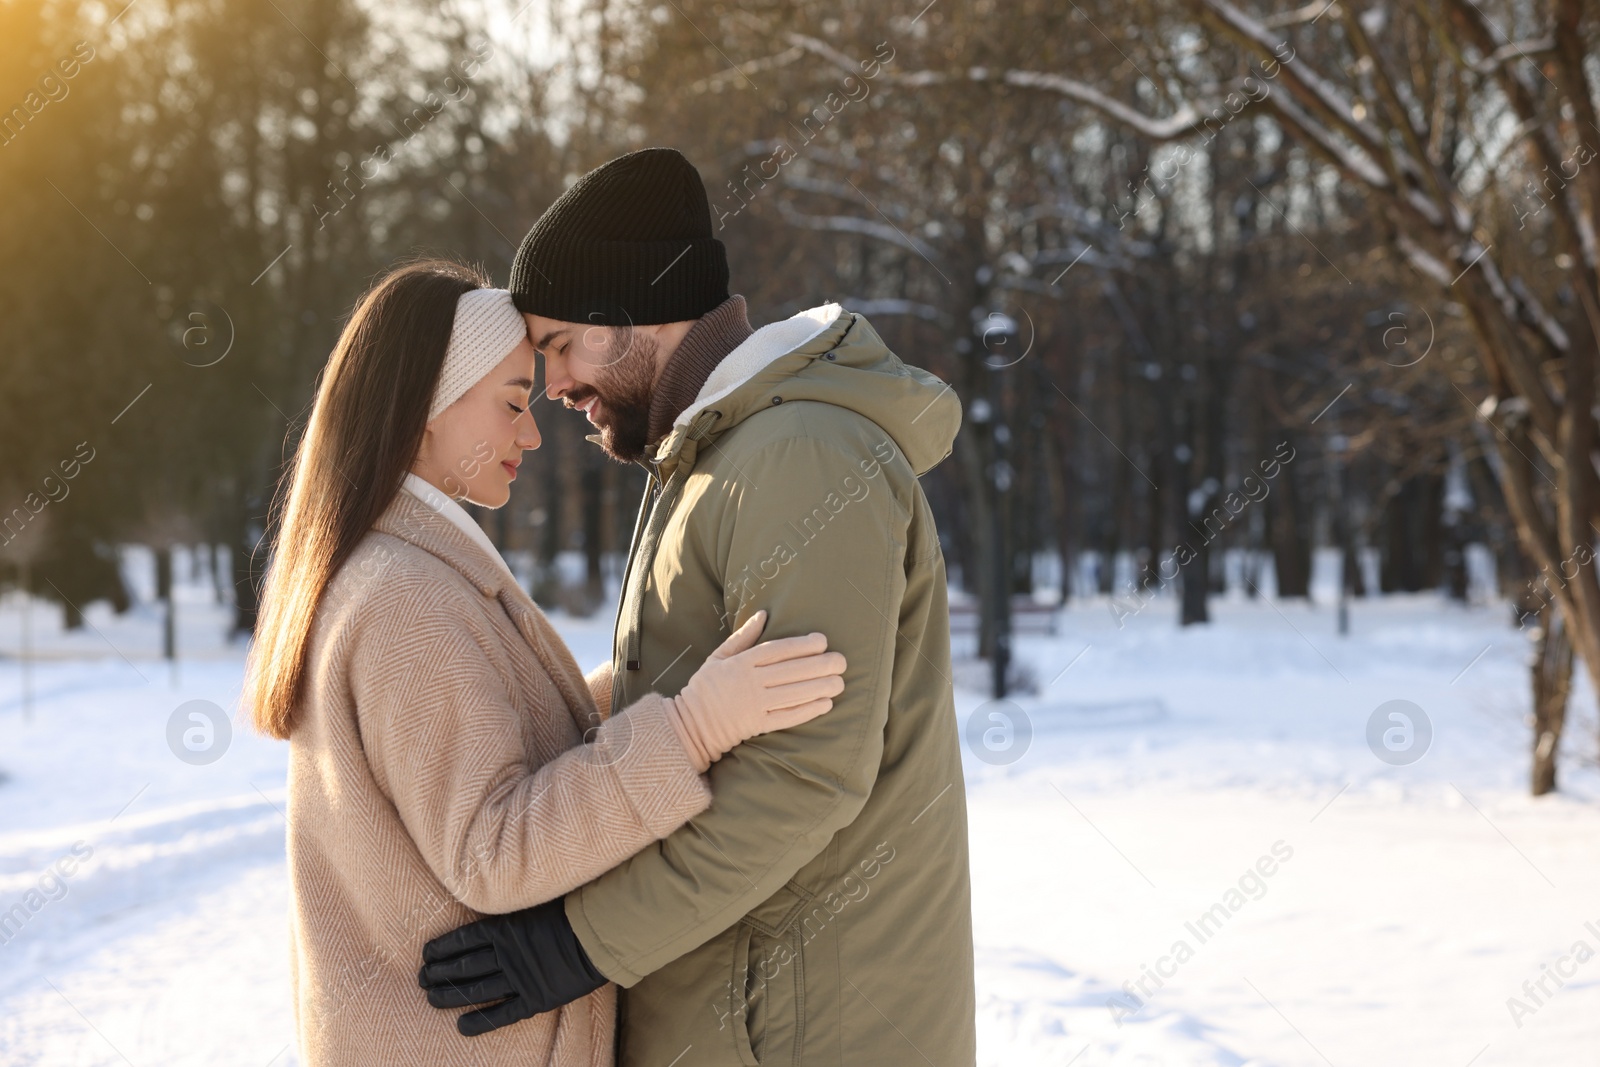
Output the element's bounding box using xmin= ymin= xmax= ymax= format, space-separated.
xmin=647 ymin=295 xmax=755 ymax=447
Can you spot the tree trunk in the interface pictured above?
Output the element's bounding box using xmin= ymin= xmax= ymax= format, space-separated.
xmin=1530 ymin=604 xmax=1572 ymax=796
xmin=1442 ymin=519 xmax=1469 ymax=601
xmin=1489 ymin=414 xmax=1600 ymax=798
xmin=231 ymin=518 xmax=263 ymax=635
xmin=1380 ymin=477 xmax=1441 ymax=593
xmin=954 ymin=422 xmax=997 ymax=658
xmin=19 ymin=560 xmax=32 ymax=723
xmin=1271 ymin=454 xmax=1311 ymax=598
xmin=156 ymin=544 xmax=176 ymax=670
xmin=582 ymin=448 xmax=605 ymax=613
xmin=533 ymin=424 xmax=565 ymax=607
xmin=1180 ymin=541 xmax=1210 ymax=624
xmin=212 ymin=544 xmax=227 ymax=605
xmin=1179 ymin=471 xmax=1211 ymax=626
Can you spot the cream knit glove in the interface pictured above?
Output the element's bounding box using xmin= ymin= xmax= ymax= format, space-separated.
xmin=664 ymin=611 xmax=846 ymax=773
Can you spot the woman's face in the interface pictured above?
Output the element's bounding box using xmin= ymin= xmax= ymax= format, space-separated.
xmin=413 ymin=338 xmax=540 ymax=508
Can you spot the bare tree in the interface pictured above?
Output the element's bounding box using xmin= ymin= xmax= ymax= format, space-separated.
xmin=870 ymin=0 xmax=1600 ymax=791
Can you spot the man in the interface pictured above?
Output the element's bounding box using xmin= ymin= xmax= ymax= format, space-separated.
xmin=418 ymin=147 xmax=974 ymax=1066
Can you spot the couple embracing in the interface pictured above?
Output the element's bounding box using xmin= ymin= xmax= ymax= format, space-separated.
xmin=243 ymin=148 xmax=975 ymax=1066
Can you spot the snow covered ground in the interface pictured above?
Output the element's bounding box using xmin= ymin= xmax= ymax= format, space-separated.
xmin=2 ymin=573 xmax=1598 ymax=1066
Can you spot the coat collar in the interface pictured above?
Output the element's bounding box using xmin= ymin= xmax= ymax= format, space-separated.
xmin=373 ymin=490 xmax=516 ymax=601
xmin=372 ymin=490 xmax=605 ymax=729
xmin=399 ymin=474 xmax=518 ymax=585
xmin=646 ymin=304 xmax=852 ymax=479
xmin=644 ymin=295 xmax=755 ymax=447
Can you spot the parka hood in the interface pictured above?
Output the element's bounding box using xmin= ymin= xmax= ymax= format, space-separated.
xmin=664 ymin=303 xmax=961 ymax=476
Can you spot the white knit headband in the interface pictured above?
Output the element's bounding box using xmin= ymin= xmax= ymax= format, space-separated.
xmin=429 ymin=288 xmax=528 ymax=420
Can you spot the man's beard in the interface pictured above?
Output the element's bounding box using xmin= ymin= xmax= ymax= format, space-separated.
xmin=569 ymin=329 xmax=659 ymax=463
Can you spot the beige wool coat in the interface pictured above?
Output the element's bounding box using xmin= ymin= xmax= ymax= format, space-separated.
xmin=285 ymin=490 xmax=712 ymax=1066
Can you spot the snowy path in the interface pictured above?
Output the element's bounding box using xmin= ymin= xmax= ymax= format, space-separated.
xmin=2 ymin=592 xmax=1598 ymax=1065
xmin=966 ymin=597 xmax=1600 ymax=1065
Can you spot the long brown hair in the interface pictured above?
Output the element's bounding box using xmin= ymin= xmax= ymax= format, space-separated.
xmin=244 ymin=258 xmax=490 ymax=738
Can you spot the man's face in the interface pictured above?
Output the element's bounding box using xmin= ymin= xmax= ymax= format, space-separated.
xmin=527 ymin=314 xmax=660 ymax=462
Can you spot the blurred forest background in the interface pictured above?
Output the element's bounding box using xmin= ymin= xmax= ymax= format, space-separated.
xmin=3 ymin=0 xmax=1600 ymax=791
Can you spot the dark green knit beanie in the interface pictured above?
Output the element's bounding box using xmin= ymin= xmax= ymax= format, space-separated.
xmin=508 ymin=147 xmax=730 ymax=326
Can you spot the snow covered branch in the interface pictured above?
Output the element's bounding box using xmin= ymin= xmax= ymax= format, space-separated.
xmin=783 ymin=32 xmax=1210 ymax=141
xmin=1471 ymin=37 xmax=1557 ymax=75
xmin=684 ymin=45 xmax=805 ymax=94
xmin=774 ymin=201 xmax=938 ymax=259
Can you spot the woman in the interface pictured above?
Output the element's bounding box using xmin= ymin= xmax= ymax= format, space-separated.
xmin=242 ymin=259 xmax=846 ymax=1066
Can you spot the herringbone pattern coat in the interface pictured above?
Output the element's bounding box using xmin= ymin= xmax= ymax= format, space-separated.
xmin=286 ymin=491 xmax=711 ymax=1066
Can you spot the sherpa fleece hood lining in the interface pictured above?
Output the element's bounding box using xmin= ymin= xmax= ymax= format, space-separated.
xmin=671 ymin=303 xmax=844 ymax=429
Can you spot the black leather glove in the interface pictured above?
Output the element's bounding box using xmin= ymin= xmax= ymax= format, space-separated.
xmin=417 ymin=897 xmax=608 ymax=1037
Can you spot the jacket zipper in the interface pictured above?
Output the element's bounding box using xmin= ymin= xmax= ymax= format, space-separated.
xmin=610 ymin=465 xmax=658 ymax=703
xmin=615 ymin=417 xmax=713 ymax=691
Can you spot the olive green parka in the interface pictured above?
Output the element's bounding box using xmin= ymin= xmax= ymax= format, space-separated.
xmin=565 ymin=304 xmax=975 ymax=1067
